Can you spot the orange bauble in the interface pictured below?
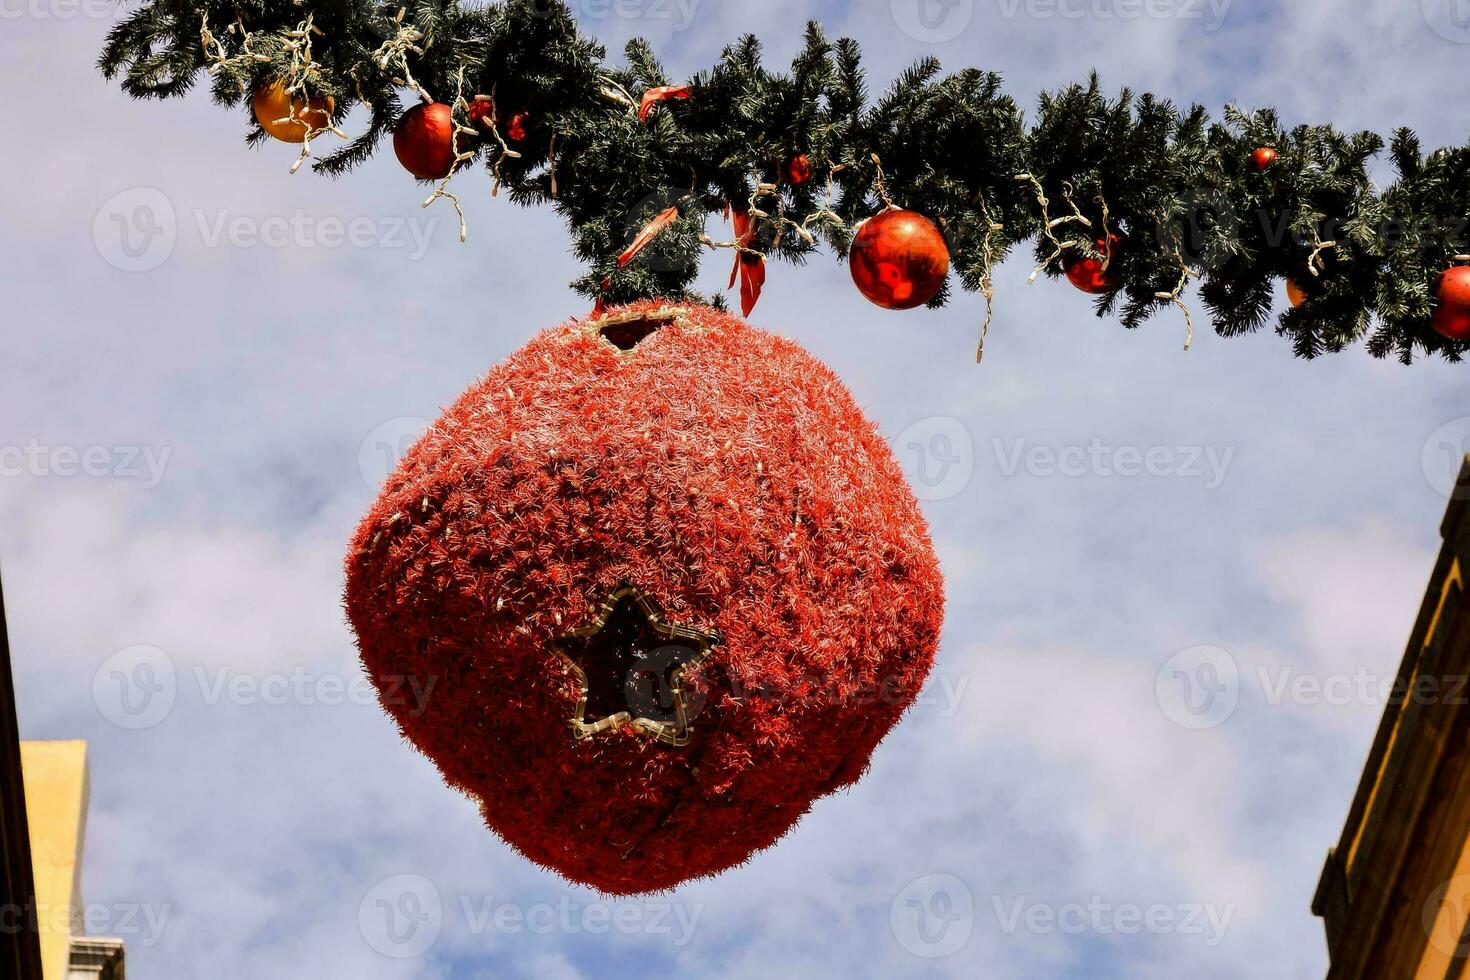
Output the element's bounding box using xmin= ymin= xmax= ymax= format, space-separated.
xmin=252 ymin=81 xmax=334 ymax=144
xmin=1430 ymin=266 xmax=1470 ymax=341
xmin=1063 ymin=235 xmax=1123 ymax=294
xmin=1251 ymin=147 xmax=1278 ymax=171
xmin=394 ymin=103 xmax=459 ymax=180
xmin=848 ymin=209 xmax=949 ymax=310
xmin=1286 ymin=278 xmax=1308 ymax=307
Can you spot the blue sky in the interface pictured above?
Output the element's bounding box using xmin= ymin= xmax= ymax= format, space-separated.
xmin=5 ymin=1 xmax=1470 ymax=977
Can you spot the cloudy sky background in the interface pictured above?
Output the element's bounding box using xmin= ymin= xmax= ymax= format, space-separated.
xmin=5 ymin=0 xmax=1470 ymax=976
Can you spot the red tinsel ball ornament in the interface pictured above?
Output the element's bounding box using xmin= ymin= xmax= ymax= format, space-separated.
xmin=1251 ymin=147 xmax=1278 ymax=171
xmin=393 ymin=102 xmax=458 ymax=180
xmin=1430 ymin=266 xmax=1470 ymax=341
xmin=786 ymin=153 xmax=814 ymax=186
xmin=1063 ymin=235 xmax=1123 ymax=294
xmin=345 ymin=302 xmax=944 ymax=894
xmin=848 ymin=209 xmax=950 ymax=310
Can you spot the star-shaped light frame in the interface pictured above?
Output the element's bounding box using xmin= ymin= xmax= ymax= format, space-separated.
xmin=551 ymin=585 xmax=721 ymax=747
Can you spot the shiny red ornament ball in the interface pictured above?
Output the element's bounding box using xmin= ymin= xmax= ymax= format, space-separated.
xmin=506 ymin=112 xmax=528 ymax=141
xmin=393 ymin=102 xmax=458 ymax=180
xmin=345 ymin=301 xmax=944 ymax=894
xmin=786 ymin=154 xmax=814 ymax=186
xmin=466 ymin=96 xmax=494 ymax=128
xmin=1063 ymin=235 xmax=1123 ymax=294
xmin=1430 ymin=266 xmax=1470 ymax=341
xmin=848 ymin=209 xmax=950 ymax=310
xmin=1251 ymin=147 xmax=1278 ymax=171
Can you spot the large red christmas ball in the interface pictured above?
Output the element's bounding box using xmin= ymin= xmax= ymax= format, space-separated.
xmin=1063 ymin=235 xmax=1123 ymax=294
xmin=393 ymin=102 xmax=458 ymax=180
xmin=1250 ymin=147 xmax=1278 ymax=171
xmin=1430 ymin=266 xmax=1470 ymax=341
xmin=345 ymin=301 xmax=944 ymax=894
xmin=848 ymin=209 xmax=950 ymax=310
xmin=252 ymin=81 xmax=334 ymax=144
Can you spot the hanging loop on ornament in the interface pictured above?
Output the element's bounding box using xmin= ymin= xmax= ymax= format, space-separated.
xmin=869 ymin=153 xmax=898 ymax=211
xmin=1018 ymin=174 xmax=1094 ymax=284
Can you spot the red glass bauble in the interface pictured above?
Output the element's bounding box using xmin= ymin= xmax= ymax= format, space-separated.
xmin=786 ymin=154 xmax=814 ymax=186
xmin=393 ymin=102 xmax=458 ymax=180
xmin=1251 ymin=147 xmax=1278 ymax=171
xmin=1431 ymin=266 xmax=1470 ymax=341
xmin=848 ymin=209 xmax=950 ymax=310
xmin=1063 ymin=235 xmax=1123 ymax=294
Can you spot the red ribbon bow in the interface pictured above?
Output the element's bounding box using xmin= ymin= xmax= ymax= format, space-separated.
xmin=638 ymin=84 xmax=692 ymax=123
xmin=618 ymin=206 xmax=680 ymax=267
xmin=728 ymin=207 xmax=766 ymax=317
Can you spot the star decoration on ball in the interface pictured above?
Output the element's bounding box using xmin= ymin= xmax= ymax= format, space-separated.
xmin=551 ymin=585 xmax=721 ymax=747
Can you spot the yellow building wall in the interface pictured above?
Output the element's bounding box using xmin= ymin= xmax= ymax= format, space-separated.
xmin=19 ymin=741 xmax=89 ymax=980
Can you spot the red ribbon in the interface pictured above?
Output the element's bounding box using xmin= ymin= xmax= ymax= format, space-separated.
xmin=638 ymin=84 xmax=692 ymax=123
xmin=618 ymin=206 xmax=680 ymax=267
xmin=728 ymin=207 xmax=765 ymax=316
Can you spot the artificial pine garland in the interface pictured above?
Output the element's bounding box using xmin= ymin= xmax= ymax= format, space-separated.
xmin=100 ymin=0 xmax=1470 ymax=362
